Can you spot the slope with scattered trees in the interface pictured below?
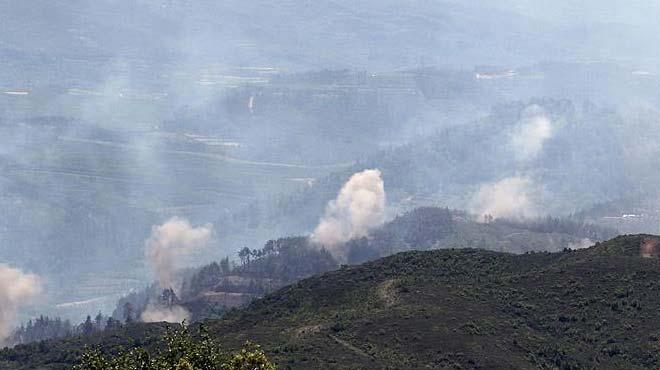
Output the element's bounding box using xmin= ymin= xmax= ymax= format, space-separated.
xmin=3 ymin=234 xmax=660 ymax=369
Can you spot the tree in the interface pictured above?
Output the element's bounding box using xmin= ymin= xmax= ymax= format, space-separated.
xmin=161 ymin=288 xmax=177 ymax=307
xmin=82 ymin=315 xmax=94 ymax=336
xmin=262 ymin=241 xmax=276 ymax=256
xmin=238 ymin=247 xmax=251 ymax=267
xmin=105 ymin=317 xmax=119 ymax=331
xmin=94 ymin=312 xmax=104 ymax=331
xmin=220 ymin=257 xmax=231 ymax=275
xmin=123 ymin=302 xmax=134 ymax=323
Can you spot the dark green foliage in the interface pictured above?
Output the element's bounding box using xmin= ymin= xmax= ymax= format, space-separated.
xmin=4 ymin=235 xmax=660 ymax=369
xmin=9 ymin=313 xmax=112 ymax=347
xmin=8 ymin=316 xmax=74 ymax=346
xmin=73 ymin=325 xmax=275 ymax=370
xmin=0 ymin=322 xmax=170 ymax=369
xmin=345 ymin=207 xmax=614 ymax=265
xmin=238 ymin=237 xmax=337 ymax=283
xmin=202 ymin=234 xmax=660 ymax=369
xmin=183 ymin=237 xmax=338 ymax=301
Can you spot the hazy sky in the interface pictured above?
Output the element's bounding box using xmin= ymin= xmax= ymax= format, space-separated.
xmin=489 ymin=0 xmax=660 ymax=25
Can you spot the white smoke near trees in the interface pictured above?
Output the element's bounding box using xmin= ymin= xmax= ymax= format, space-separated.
xmin=469 ymin=176 xmax=539 ymax=220
xmin=471 ymin=106 xmax=554 ymax=221
xmin=0 ymin=264 xmax=42 ymax=344
xmin=145 ymin=217 xmax=213 ymax=293
xmin=311 ymin=169 xmax=386 ymax=256
xmin=140 ymin=304 xmax=190 ymax=324
xmin=509 ymin=105 xmax=554 ymax=161
xmin=567 ymin=238 xmax=595 ymax=250
xmin=143 ymin=217 xmax=212 ymax=323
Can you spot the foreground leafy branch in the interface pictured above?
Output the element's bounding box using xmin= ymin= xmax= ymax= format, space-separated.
xmin=74 ymin=324 xmax=275 ymax=370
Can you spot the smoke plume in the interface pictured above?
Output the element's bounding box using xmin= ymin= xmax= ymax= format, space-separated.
xmin=311 ymin=169 xmax=386 ymax=255
xmin=0 ymin=264 xmax=42 ymax=344
xmin=509 ymin=105 xmax=553 ymax=161
xmin=469 ymin=176 xmax=539 ymax=220
xmin=470 ymin=106 xmax=554 ymax=221
xmin=567 ymin=238 xmax=594 ymax=250
xmin=140 ymin=304 xmax=190 ymax=324
xmin=145 ymin=217 xmax=213 ymax=294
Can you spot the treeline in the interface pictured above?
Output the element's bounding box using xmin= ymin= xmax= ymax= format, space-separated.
xmin=345 ymin=207 xmax=456 ymax=264
xmin=111 ymin=285 xmax=160 ymax=325
xmin=341 ymin=207 xmax=617 ymax=264
xmin=7 ymin=313 xmax=121 ymax=347
xmin=111 ymin=237 xmax=338 ymax=323
xmin=8 ymin=316 xmax=73 ymax=346
xmin=184 ymin=237 xmax=337 ymax=299
xmin=493 ymin=215 xmax=617 ymax=241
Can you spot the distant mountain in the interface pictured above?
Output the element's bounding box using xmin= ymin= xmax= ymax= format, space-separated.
xmin=3 ymin=0 xmax=658 ymax=74
xmin=3 ymin=234 xmax=660 ymax=369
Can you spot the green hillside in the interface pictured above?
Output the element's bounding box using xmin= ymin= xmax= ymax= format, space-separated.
xmin=202 ymin=234 xmax=660 ymax=369
xmin=3 ymin=234 xmax=660 ymax=369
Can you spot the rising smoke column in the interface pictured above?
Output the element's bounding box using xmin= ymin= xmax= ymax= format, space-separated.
xmin=142 ymin=217 xmax=212 ymax=323
xmin=470 ymin=106 xmax=554 ymax=220
xmin=0 ymin=264 xmax=41 ymax=344
xmin=509 ymin=105 xmax=554 ymax=162
xmin=144 ymin=217 xmax=213 ymax=293
xmin=311 ymin=169 xmax=386 ymax=257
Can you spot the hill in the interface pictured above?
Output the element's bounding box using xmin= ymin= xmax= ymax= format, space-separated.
xmin=3 ymin=234 xmax=660 ymax=369
xmin=202 ymin=234 xmax=660 ymax=369
xmin=112 ymin=207 xmax=613 ymax=323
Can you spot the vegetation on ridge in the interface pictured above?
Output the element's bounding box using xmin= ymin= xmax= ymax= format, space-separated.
xmin=3 ymin=234 xmax=660 ymax=369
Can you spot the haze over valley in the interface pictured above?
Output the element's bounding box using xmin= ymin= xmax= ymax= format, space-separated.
xmin=3 ymin=1 xmax=660 ymax=369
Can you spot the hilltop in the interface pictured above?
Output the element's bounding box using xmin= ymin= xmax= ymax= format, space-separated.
xmin=3 ymin=234 xmax=660 ymax=369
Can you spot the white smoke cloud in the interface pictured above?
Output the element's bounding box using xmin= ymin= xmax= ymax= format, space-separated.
xmin=140 ymin=303 xmax=190 ymax=324
xmin=509 ymin=105 xmax=553 ymax=161
xmin=469 ymin=106 xmax=554 ymax=221
xmin=0 ymin=264 xmax=42 ymax=344
xmin=145 ymin=217 xmax=213 ymax=294
xmin=311 ymin=169 xmax=386 ymax=255
xmin=567 ymin=238 xmax=594 ymax=250
xmin=469 ymin=176 xmax=539 ymax=220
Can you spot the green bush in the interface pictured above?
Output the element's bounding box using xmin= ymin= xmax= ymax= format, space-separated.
xmin=74 ymin=324 xmax=275 ymax=370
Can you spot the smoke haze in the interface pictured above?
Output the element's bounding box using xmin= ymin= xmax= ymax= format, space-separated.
xmin=0 ymin=265 xmax=41 ymax=344
xmin=311 ymin=169 xmax=386 ymax=255
xmin=140 ymin=304 xmax=190 ymax=324
xmin=567 ymin=238 xmax=595 ymax=250
xmin=470 ymin=176 xmax=539 ymax=220
xmin=5 ymin=0 xmax=660 ymax=334
xmin=510 ymin=106 xmax=554 ymax=162
xmin=469 ymin=106 xmax=556 ymax=220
